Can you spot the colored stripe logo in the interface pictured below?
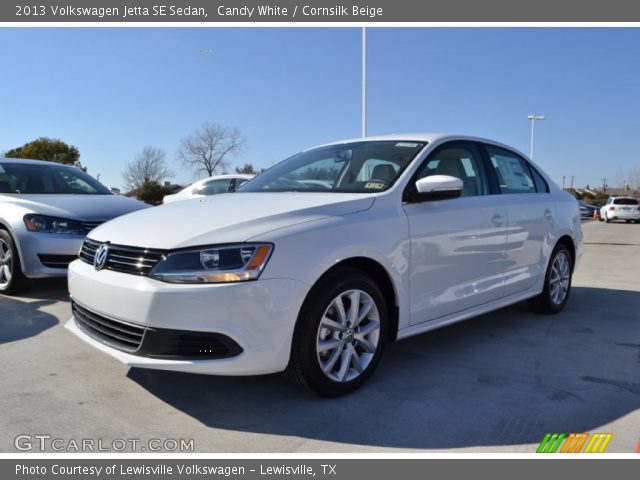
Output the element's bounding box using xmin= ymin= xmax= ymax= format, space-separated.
xmin=537 ymin=433 xmax=612 ymax=453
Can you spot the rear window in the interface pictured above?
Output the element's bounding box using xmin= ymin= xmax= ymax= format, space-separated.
xmin=612 ymin=198 xmax=638 ymax=205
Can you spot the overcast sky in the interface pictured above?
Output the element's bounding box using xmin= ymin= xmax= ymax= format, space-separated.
xmin=1 ymin=27 xmax=638 ymax=190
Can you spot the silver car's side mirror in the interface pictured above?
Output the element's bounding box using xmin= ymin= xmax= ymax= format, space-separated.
xmin=414 ymin=175 xmax=463 ymax=201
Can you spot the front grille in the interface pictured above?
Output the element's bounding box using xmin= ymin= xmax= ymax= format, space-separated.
xmin=80 ymin=221 xmax=104 ymax=234
xmin=38 ymin=254 xmax=78 ymax=269
xmin=72 ymin=301 xmax=145 ymax=352
xmin=79 ymin=238 xmax=165 ymax=276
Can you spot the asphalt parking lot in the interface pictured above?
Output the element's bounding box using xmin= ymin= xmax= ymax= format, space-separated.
xmin=1 ymin=220 xmax=639 ymax=453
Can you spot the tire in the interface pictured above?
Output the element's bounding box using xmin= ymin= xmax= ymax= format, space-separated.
xmin=289 ymin=268 xmax=388 ymax=397
xmin=528 ymin=244 xmax=573 ymax=314
xmin=0 ymin=230 xmax=31 ymax=295
xmin=605 ymin=215 xmax=611 ymax=223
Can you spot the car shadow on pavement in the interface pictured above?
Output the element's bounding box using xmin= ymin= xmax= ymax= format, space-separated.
xmin=0 ymin=296 xmax=59 ymax=345
xmin=128 ymin=286 xmax=640 ymax=450
xmin=14 ymin=278 xmax=70 ymax=303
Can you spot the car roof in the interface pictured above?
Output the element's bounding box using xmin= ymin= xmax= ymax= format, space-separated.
xmin=308 ymin=133 xmax=528 ymax=157
xmin=197 ymin=173 xmax=254 ymax=182
xmin=0 ymin=157 xmax=67 ymax=166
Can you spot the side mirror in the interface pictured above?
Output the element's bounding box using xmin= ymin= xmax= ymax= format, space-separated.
xmin=413 ymin=175 xmax=463 ymax=202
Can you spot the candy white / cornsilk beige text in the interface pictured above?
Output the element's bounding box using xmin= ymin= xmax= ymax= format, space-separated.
xmin=216 ymin=5 xmax=383 ymax=18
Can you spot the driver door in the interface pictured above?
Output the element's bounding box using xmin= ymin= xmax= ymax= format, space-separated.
xmin=402 ymin=141 xmax=508 ymax=325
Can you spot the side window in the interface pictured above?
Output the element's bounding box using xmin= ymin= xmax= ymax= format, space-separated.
xmin=198 ymin=178 xmax=232 ymax=195
xmin=530 ymin=167 xmax=549 ymax=193
xmin=414 ymin=143 xmax=488 ymax=197
xmin=486 ymin=146 xmax=536 ymax=194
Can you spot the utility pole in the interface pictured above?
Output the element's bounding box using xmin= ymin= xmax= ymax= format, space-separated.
xmin=562 ymin=176 xmax=566 ymax=189
xmin=570 ymin=176 xmax=575 ymax=189
xmin=362 ymin=27 xmax=367 ymax=138
xmin=528 ymin=115 xmax=545 ymax=159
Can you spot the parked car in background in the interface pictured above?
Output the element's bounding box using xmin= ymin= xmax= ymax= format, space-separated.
xmin=162 ymin=174 xmax=253 ymax=204
xmin=66 ymin=134 xmax=582 ymax=396
xmin=599 ymin=196 xmax=640 ymax=223
xmin=0 ymin=158 xmax=148 ymax=295
xmin=578 ymin=201 xmax=598 ymax=218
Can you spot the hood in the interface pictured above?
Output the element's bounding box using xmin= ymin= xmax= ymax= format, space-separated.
xmin=0 ymin=194 xmax=148 ymax=220
xmin=89 ymin=192 xmax=375 ymax=249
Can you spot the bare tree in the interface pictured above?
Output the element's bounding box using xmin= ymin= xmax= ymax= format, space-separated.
xmin=122 ymin=146 xmax=173 ymax=191
xmin=177 ymin=123 xmax=246 ymax=177
xmin=628 ymin=165 xmax=640 ymax=193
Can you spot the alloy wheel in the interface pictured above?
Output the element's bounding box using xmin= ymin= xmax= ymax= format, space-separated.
xmin=0 ymin=238 xmax=13 ymax=288
xmin=549 ymin=251 xmax=570 ymax=306
xmin=316 ymin=289 xmax=380 ymax=383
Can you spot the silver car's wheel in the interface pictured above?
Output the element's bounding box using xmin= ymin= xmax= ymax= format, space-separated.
xmin=316 ymin=289 xmax=380 ymax=383
xmin=0 ymin=238 xmax=12 ymax=288
xmin=549 ymin=251 xmax=570 ymax=306
xmin=0 ymin=230 xmax=30 ymax=295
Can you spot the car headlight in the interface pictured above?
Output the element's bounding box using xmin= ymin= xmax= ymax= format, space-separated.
xmin=24 ymin=214 xmax=85 ymax=235
xmin=149 ymin=243 xmax=273 ymax=284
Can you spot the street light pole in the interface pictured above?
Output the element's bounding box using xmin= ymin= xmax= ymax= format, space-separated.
xmin=528 ymin=114 xmax=545 ymax=159
xmin=362 ymin=27 xmax=367 ymax=137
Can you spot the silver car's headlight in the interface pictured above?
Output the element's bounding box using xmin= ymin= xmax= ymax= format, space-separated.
xmin=149 ymin=243 xmax=273 ymax=284
xmin=24 ymin=214 xmax=85 ymax=235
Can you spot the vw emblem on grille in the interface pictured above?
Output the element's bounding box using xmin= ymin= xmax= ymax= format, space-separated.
xmin=94 ymin=243 xmax=110 ymax=271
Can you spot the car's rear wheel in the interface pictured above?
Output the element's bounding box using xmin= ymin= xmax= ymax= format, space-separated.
xmin=289 ymin=269 xmax=388 ymax=397
xmin=0 ymin=230 xmax=30 ymax=295
xmin=528 ymin=244 xmax=573 ymax=314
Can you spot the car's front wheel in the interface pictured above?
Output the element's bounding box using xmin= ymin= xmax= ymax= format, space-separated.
xmin=289 ymin=269 xmax=388 ymax=397
xmin=528 ymin=244 xmax=573 ymax=314
xmin=0 ymin=230 xmax=30 ymax=295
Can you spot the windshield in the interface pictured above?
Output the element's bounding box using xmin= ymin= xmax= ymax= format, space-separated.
xmin=0 ymin=162 xmax=111 ymax=195
xmin=239 ymin=141 xmax=426 ymax=193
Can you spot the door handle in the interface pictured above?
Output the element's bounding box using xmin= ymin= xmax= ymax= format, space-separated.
xmin=491 ymin=213 xmax=505 ymax=226
xmin=544 ymin=209 xmax=553 ymax=221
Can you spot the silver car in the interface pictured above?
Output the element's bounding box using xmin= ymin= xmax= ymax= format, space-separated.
xmin=0 ymin=158 xmax=148 ymax=294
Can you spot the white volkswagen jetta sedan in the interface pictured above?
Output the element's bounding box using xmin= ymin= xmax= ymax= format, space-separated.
xmin=66 ymin=134 xmax=582 ymax=396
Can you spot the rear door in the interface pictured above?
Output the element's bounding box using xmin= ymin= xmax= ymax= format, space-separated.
xmin=483 ymin=144 xmax=555 ymax=296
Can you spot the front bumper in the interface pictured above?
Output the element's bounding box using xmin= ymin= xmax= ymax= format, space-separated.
xmin=66 ymin=259 xmax=309 ymax=375
xmin=13 ymin=230 xmax=84 ymax=278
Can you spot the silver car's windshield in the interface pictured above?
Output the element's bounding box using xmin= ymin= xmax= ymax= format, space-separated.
xmin=0 ymin=162 xmax=111 ymax=195
xmin=239 ymin=141 xmax=426 ymax=193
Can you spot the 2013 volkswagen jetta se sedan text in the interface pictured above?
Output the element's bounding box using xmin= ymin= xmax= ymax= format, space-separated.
xmin=66 ymin=134 xmax=582 ymax=396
